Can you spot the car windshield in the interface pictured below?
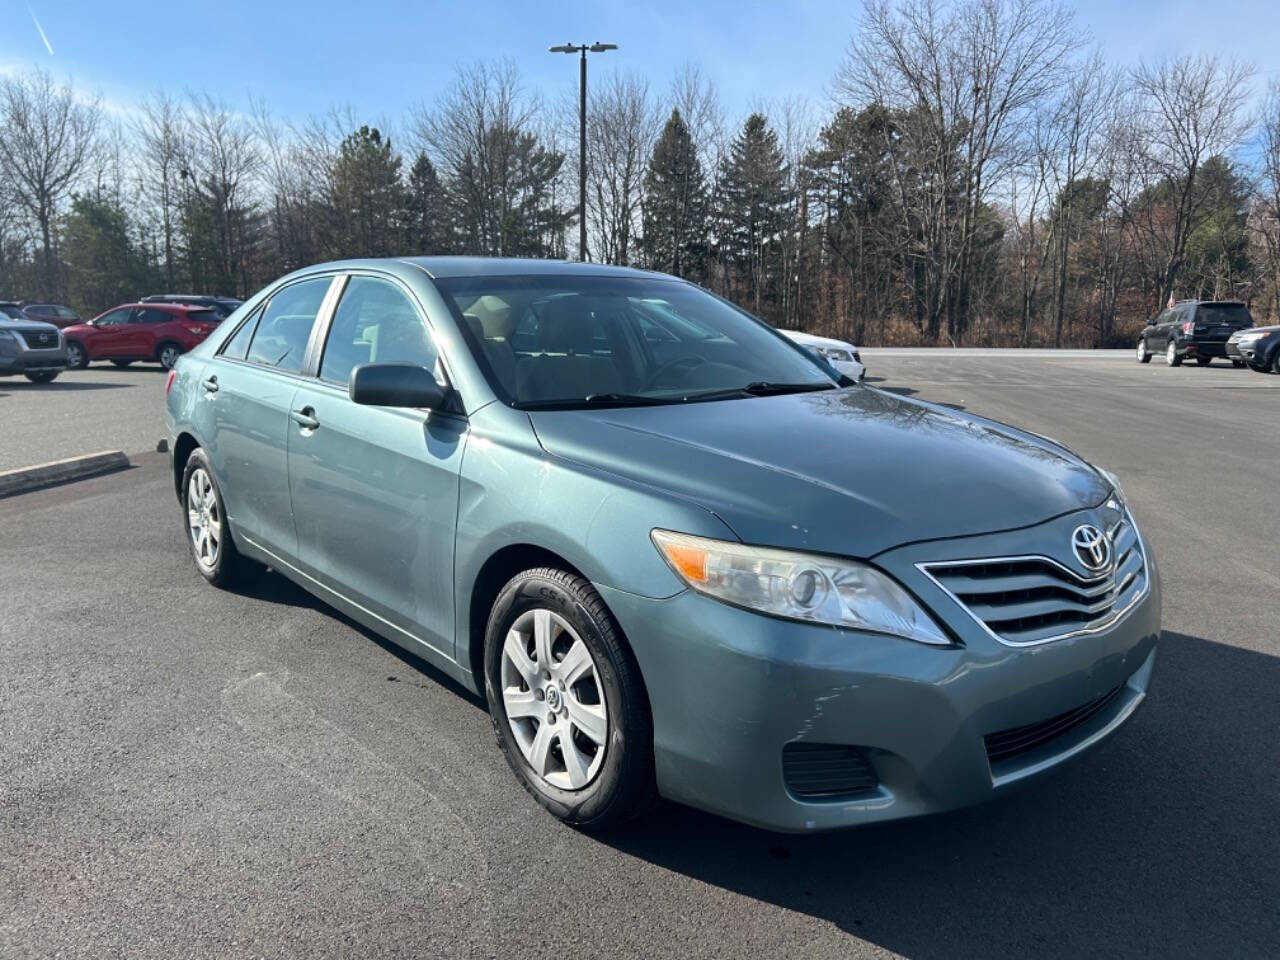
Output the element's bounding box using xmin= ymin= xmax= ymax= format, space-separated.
xmin=0 ymin=305 xmax=24 ymax=319
xmin=1198 ymin=304 xmax=1253 ymax=327
xmin=436 ymin=275 xmax=837 ymax=408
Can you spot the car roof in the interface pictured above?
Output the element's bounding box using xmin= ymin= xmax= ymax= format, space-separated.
xmin=351 ymin=256 xmax=668 ymax=280
xmin=780 ymin=328 xmax=858 ymax=350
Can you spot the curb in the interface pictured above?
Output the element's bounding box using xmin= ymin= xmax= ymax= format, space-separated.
xmin=0 ymin=451 xmax=131 ymax=498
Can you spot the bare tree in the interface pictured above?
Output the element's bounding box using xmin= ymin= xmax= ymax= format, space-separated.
xmin=135 ymin=93 xmax=188 ymax=287
xmin=584 ymin=72 xmax=660 ymax=264
xmin=1251 ymin=81 xmax=1280 ymax=320
xmin=0 ymin=69 xmax=101 ymax=297
xmin=1128 ymin=54 xmax=1253 ymax=309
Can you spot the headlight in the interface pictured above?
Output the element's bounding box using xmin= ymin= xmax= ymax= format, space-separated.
xmin=651 ymin=529 xmax=951 ymax=646
xmin=1237 ymin=331 xmax=1265 ymax=343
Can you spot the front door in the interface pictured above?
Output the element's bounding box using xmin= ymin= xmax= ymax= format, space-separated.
xmin=287 ymin=274 xmax=466 ymax=659
xmin=85 ymin=307 xmax=134 ymax=358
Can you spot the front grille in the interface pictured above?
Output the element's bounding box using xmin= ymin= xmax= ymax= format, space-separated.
xmin=919 ymin=515 xmax=1147 ymax=645
xmin=17 ymin=328 xmax=59 ymax=350
xmin=984 ymin=685 xmax=1124 ymax=764
xmin=782 ymin=743 xmax=878 ymax=799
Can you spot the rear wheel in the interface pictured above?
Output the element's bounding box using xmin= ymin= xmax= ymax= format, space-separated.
xmin=1165 ymin=341 xmax=1182 ymax=366
xmin=484 ymin=567 xmax=655 ymax=830
xmin=64 ymin=340 xmax=88 ymax=369
xmin=181 ymin=448 xmax=251 ymax=588
xmin=1135 ymin=339 xmax=1151 ymax=363
xmin=23 ymin=370 xmax=58 ymax=383
xmin=157 ymin=342 xmax=182 ymax=370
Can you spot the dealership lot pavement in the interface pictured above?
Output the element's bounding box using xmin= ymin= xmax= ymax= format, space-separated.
xmin=2 ymin=351 xmax=1277 ymax=958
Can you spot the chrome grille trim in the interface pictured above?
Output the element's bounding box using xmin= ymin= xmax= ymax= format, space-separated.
xmin=916 ymin=509 xmax=1150 ymax=647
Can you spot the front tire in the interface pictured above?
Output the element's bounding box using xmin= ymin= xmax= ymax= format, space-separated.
xmin=484 ymin=567 xmax=655 ymax=830
xmin=1166 ymin=341 xmax=1182 ymax=366
xmin=23 ymin=370 xmax=59 ymax=383
xmin=181 ymin=448 xmax=251 ymax=588
xmin=1231 ymin=359 xmax=1245 ymax=369
xmin=64 ymin=341 xmax=88 ymax=369
xmin=1273 ymin=351 xmax=1280 ymax=375
xmin=1136 ymin=339 xmax=1151 ymax=363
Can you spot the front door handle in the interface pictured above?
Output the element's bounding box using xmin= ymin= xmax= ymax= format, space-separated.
xmin=201 ymin=376 xmax=219 ymax=393
xmin=290 ymin=407 xmax=319 ymax=430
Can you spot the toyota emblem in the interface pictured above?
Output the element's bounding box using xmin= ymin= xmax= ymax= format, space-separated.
xmin=1071 ymin=524 xmax=1111 ymax=572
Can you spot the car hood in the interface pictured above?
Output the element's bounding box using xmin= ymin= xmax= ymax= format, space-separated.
xmin=529 ymin=387 xmax=1111 ymax=558
xmin=0 ymin=315 xmax=57 ymax=332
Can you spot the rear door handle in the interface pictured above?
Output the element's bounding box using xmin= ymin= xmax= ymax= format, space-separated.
xmin=290 ymin=407 xmax=319 ymax=430
xmin=201 ymin=376 xmax=218 ymax=393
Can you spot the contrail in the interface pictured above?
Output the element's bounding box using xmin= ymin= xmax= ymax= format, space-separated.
xmin=27 ymin=4 xmax=54 ymax=56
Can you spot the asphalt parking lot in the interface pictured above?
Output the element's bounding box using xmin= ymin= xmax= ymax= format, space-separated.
xmin=2 ymin=350 xmax=1277 ymax=958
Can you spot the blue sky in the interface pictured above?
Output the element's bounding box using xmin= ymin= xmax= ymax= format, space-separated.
xmin=1 ymin=0 xmax=1277 ymax=127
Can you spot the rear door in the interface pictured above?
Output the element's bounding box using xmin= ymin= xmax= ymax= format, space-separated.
xmin=196 ymin=275 xmax=338 ymax=563
xmin=287 ymin=273 xmax=466 ymax=658
xmin=129 ymin=307 xmax=175 ymax=358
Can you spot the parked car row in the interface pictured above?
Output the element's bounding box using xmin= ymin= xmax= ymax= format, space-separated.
xmin=1136 ymin=299 xmax=1278 ymax=372
xmin=0 ymin=294 xmax=242 ymax=383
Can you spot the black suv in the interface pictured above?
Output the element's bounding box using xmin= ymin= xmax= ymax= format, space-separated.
xmin=1137 ymin=300 xmax=1255 ymax=367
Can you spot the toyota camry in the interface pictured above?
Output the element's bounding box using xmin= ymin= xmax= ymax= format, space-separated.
xmin=165 ymin=257 xmax=1160 ymax=832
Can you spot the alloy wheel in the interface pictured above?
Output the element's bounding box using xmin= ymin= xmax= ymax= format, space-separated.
xmin=1136 ymin=340 xmax=1146 ymax=363
xmin=160 ymin=346 xmax=181 ymax=369
xmin=500 ymin=608 xmax=609 ymax=790
xmin=65 ymin=343 xmax=84 ymax=368
xmin=1166 ymin=342 xmax=1178 ymax=366
xmin=187 ymin=468 xmax=221 ymax=571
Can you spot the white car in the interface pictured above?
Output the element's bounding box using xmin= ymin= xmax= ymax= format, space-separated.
xmin=780 ymin=329 xmax=865 ymax=381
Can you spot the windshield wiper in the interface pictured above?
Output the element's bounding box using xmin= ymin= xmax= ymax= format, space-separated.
xmin=515 ymin=393 xmax=673 ymax=410
xmin=681 ymin=380 xmax=838 ymax=402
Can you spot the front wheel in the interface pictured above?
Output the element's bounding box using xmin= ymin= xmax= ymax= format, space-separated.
xmin=24 ymin=370 xmax=59 ymax=383
xmin=1136 ymin=339 xmax=1151 ymax=363
xmin=157 ymin=342 xmax=183 ymax=370
xmin=64 ymin=341 xmax=88 ymax=369
xmin=1166 ymin=341 xmax=1182 ymax=366
xmin=485 ymin=567 xmax=654 ymax=829
xmin=1231 ymin=359 xmax=1245 ymax=369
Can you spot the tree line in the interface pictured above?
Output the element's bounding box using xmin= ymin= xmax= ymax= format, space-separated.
xmin=2 ymin=0 xmax=1279 ymax=347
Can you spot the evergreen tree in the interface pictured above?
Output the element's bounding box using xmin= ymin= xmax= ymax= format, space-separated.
xmin=641 ymin=109 xmax=708 ymax=280
xmin=404 ymin=151 xmax=450 ymax=254
xmin=330 ymin=125 xmax=404 ymax=258
xmin=61 ymin=193 xmax=160 ymax=312
xmin=716 ymin=113 xmax=788 ymax=314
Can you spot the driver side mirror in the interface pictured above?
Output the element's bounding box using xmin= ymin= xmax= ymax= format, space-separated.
xmin=1146 ymin=317 xmax=1158 ymax=326
xmin=349 ymin=362 xmax=447 ymax=410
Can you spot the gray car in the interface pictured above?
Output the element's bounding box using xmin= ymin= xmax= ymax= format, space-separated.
xmin=165 ymin=258 xmax=1160 ymax=833
xmin=0 ymin=304 xmax=66 ymax=383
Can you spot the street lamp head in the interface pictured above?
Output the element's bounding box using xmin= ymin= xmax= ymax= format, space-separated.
xmin=589 ymin=42 xmax=618 ymax=52
xmin=548 ymin=44 xmax=579 ymax=54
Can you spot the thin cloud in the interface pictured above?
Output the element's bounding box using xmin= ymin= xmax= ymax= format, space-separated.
xmin=28 ymin=4 xmax=55 ymax=56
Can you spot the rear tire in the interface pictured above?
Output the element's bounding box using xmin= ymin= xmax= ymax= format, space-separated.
xmin=1165 ymin=341 xmax=1182 ymax=367
xmin=64 ymin=341 xmax=88 ymax=369
xmin=157 ymin=342 xmax=183 ymax=370
xmin=181 ymin=448 xmax=251 ymax=589
xmin=484 ymin=567 xmax=655 ymax=830
xmin=23 ymin=371 xmax=58 ymax=383
xmin=1136 ymin=339 xmax=1151 ymax=363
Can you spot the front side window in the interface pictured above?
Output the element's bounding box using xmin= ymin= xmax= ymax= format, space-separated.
xmin=319 ymin=276 xmax=437 ymax=386
xmin=437 ymin=275 xmax=835 ymax=409
xmin=220 ymin=305 xmax=263 ymax=360
xmin=96 ymin=308 xmax=132 ymax=326
xmin=245 ymin=277 xmax=331 ymax=373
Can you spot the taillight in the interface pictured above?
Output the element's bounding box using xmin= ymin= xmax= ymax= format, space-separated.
xmin=1181 ymin=321 xmax=1194 ymax=334
xmin=165 ymin=370 xmax=176 ymax=395
xmin=186 ymin=326 xmax=205 ymax=335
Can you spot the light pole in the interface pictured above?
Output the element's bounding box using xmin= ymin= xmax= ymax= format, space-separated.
xmin=549 ymin=41 xmax=616 ymax=261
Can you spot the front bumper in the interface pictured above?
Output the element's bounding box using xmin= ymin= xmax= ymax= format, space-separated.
xmin=601 ymin=509 xmax=1161 ymax=833
xmin=0 ymin=344 xmax=67 ymax=376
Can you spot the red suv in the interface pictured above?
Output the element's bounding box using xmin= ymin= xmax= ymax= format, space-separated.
xmin=62 ymin=303 xmax=222 ymax=370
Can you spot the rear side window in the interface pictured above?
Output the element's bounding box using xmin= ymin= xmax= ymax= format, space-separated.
xmin=246 ymin=277 xmax=331 ymax=373
xmin=220 ymin=306 xmax=263 ymax=360
xmin=135 ymin=308 xmax=172 ymax=324
xmin=187 ymin=310 xmax=221 ymax=325
xmin=318 ymin=276 xmax=437 ymax=386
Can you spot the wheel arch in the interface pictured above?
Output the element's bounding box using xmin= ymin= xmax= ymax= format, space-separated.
xmin=155 ymin=339 xmax=182 ymax=361
xmin=172 ymin=431 xmax=200 ymax=502
xmin=464 ymin=543 xmax=594 ymax=693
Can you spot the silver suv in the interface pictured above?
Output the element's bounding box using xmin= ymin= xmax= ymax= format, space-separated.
xmin=0 ymin=302 xmax=67 ymax=383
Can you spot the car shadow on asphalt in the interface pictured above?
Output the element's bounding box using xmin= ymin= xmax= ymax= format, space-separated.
xmin=232 ymin=567 xmax=487 ymax=710
xmin=5 ymin=380 xmax=136 ymax=391
xmin=600 ymin=630 xmax=1278 ymax=958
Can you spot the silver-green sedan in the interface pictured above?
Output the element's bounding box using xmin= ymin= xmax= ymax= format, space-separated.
xmin=165 ymin=257 xmax=1160 ymax=832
